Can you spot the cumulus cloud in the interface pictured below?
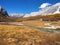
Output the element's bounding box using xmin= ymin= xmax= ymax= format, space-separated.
xmin=39 ymin=3 xmax=51 ymax=8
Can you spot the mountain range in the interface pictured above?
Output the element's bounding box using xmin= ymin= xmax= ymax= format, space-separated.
xmin=0 ymin=2 xmax=60 ymax=22
xmin=24 ymin=3 xmax=60 ymax=17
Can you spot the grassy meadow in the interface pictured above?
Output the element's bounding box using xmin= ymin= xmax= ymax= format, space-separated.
xmin=0 ymin=21 xmax=60 ymax=45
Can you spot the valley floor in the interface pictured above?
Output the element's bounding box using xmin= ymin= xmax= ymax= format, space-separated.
xmin=0 ymin=21 xmax=60 ymax=45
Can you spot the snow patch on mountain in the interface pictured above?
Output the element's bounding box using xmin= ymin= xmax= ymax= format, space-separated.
xmin=10 ymin=13 xmax=24 ymax=18
xmin=24 ymin=2 xmax=60 ymax=17
xmin=24 ymin=12 xmax=39 ymax=17
xmin=53 ymin=7 xmax=60 ymax=14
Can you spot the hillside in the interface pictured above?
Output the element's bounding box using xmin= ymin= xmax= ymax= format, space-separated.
xmin=16 ymin=14 xmax=60 ymax=21
xmin=0 ymin=6 xmax=15 ymax=22
xmin=0 ymin=14 xmax=13 ymax=22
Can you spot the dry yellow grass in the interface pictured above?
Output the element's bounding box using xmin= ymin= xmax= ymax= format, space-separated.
xmin=0 ymin=21 xmax=59 ymax=27
xmin=0 ymin=21 xmax=48 ymax=27
xmin=21 ymin=21 xmax=60 ymax=27
xmin=50 ymin=21 xmax=60 ymax=26
xmin=0 ymin=25 xmax=60 ymax=45
xmin=0 ymin=22 xmax=22 ymax=25
xmin=21 ymin=21 xmax=48 ymax=27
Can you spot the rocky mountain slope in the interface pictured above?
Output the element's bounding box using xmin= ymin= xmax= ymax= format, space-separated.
xmin=0 ymin=6 xmax=14 ymax=22
xmin=18 ymin=3 xmax=60 ymax=21
xmin=16 ymin=14 xmax=60 ymax=21
xmin=0 ymin=6 xmax=8 ymax=16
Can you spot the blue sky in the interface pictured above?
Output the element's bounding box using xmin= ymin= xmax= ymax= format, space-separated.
xmin=0 ymin=0 xmax=60 ymax=14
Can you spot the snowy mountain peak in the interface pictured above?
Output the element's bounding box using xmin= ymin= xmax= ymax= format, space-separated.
xmin=52 ymin=3 xmax=60 ymax=14
xmin=53 ymin=6 xmax=60 ymax=14
xmin=39 ymin=2 xmax=60 ymax=15
xmin=54 ymin=2 xmax=60 ymax=6
xmin=0 ymin=6 xmax=2 ymax=9
xmin=10 ymin=14 xmax=24 ymax=18
xmin=24 ymin=2 xmax=60 ymax=17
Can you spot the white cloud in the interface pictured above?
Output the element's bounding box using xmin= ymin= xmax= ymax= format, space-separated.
xmin=39 ymin=3 xmax=51 ymax=8
xmin=24 ymin=3 xmax=52 ymax=17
